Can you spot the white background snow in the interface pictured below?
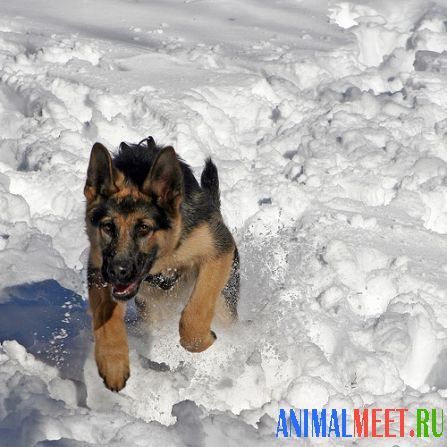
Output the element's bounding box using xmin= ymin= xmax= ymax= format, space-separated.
xmin=1 ymin=0 xmax=447 ymax=445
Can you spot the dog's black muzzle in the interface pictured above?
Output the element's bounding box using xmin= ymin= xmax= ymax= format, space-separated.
xmin=102 ymin=257 xmax=146 ymax=301
xmin=107 ymin=258 xmax=137 ymax=285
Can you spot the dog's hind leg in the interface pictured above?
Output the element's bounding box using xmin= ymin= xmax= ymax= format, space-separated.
xmin=179 ymin=249 xmax=234 ymax=352
xmin=222 ymin=248 xmax=239 ymax=320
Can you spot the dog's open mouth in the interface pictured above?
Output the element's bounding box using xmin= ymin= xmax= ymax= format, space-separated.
xmin=112 ymin=278 xmax=142 ymax=301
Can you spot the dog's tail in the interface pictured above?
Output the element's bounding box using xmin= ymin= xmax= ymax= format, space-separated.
xmin=201 ymin=158 xmax=221 ymax=209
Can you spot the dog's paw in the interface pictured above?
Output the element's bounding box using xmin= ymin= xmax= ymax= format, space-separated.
xmin=180 ymin=330 xmax=216 ymax=353
xmin=95 ymin=349 xmax=130 ymax=392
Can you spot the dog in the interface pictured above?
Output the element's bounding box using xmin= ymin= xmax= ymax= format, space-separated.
xmin=84 ymin=137 xmax=239 ymax=391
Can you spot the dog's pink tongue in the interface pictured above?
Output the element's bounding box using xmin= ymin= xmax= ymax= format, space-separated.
xmin=115 ymin=284 xmax=131 ymax=293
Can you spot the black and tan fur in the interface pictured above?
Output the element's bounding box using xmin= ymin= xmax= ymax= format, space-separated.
xmin=84 ymin=137 xmax=239 ymax=391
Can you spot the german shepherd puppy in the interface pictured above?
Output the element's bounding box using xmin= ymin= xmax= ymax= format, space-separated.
xmin=84 ymin=137 xmax=239 ymax=391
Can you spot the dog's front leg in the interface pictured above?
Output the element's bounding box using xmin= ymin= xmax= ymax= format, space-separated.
xmin=88 ymin=268 xmax=130 ymax=391
xmin=179 ymin=249 xmax=234 ymax=352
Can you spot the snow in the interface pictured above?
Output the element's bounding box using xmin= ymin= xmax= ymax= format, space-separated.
xmin=1 ymin=0 xmax=447 ymax=445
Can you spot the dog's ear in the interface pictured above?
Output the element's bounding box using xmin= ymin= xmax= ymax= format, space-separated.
xmin=84 ymin=143 xmax=120 ymax=202
xmin=142 ymin=147 xmax=183 ymax=209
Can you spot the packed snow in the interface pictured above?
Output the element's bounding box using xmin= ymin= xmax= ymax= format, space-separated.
xmin=1 ymin=0 xmax=447 ymax=445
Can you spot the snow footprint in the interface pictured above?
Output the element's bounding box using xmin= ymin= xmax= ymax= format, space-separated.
xmin=384 ymin=293 xmax=442 ymax=389
xmin=323 ymin=240 xmax=397 ymax=317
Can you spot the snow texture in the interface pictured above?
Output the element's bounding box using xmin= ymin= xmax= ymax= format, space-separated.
xmin=1 ymin=0 xmax=447 ymax=445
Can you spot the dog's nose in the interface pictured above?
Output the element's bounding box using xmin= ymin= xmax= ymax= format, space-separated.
xmin=109 ymin=259 xmax=134 ymax=283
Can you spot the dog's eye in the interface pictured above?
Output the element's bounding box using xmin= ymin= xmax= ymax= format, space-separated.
xmin=100 ymin=222 xmax=114 ymax=235
xmin=137 ymin=224 xmax=153 ymax=237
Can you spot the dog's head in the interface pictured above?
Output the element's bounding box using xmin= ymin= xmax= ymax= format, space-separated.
xmin=84 ymin=142 xmax=183 ymax=301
